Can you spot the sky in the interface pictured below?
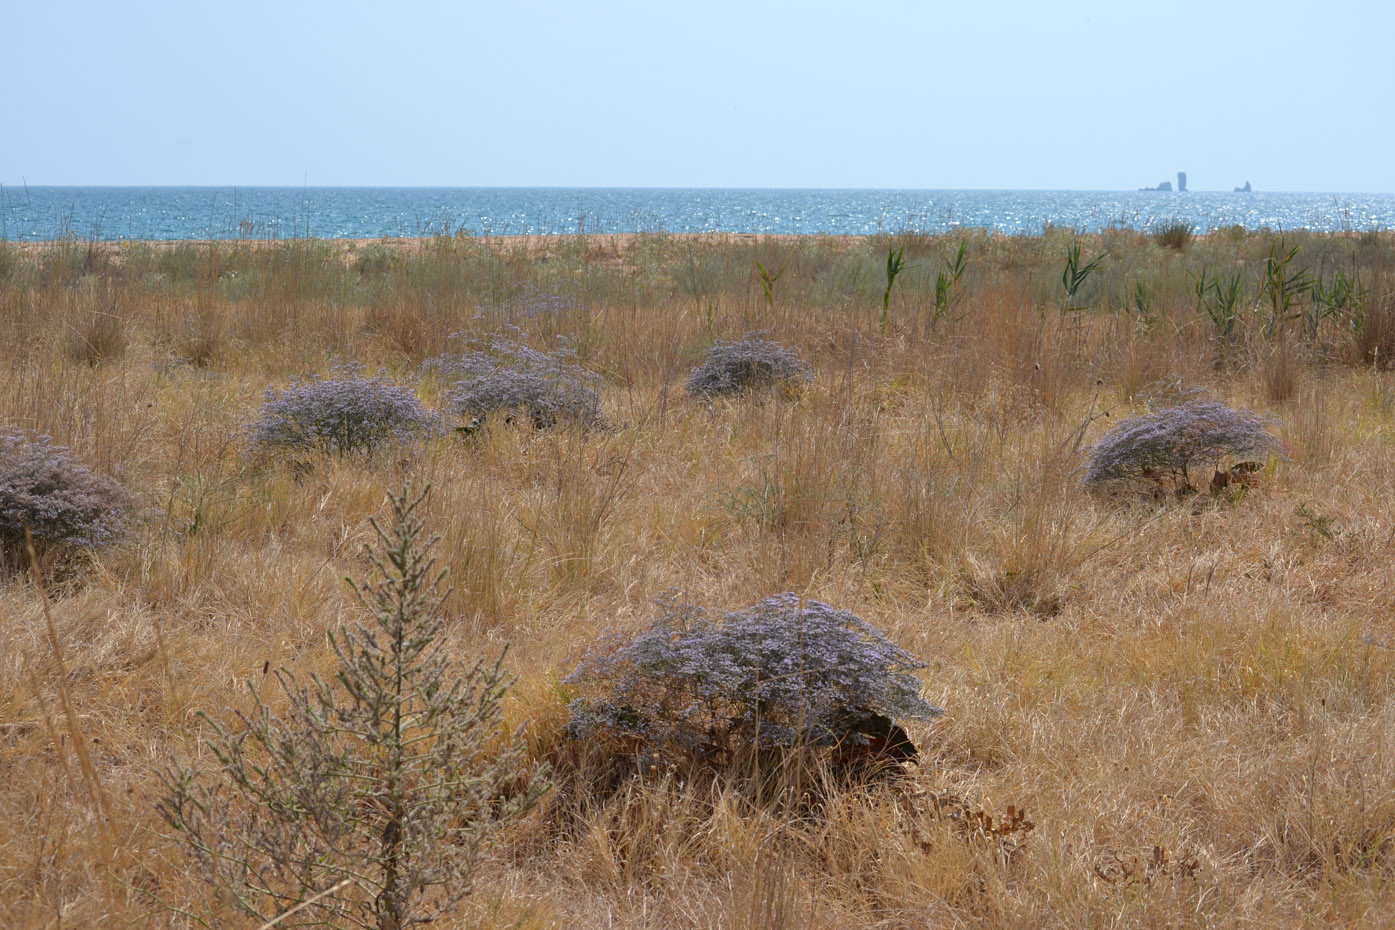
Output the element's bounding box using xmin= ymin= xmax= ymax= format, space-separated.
xmin=4 ymin=0 xmax=1391 ymax=191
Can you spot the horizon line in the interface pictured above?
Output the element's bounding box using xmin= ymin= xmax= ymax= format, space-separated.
xmin=3 ymin=183 xmax=1392 ymax=196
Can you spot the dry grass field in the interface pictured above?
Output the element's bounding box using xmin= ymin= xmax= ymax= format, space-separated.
xmin=3 ymin=226 xmax=1395 ymax=928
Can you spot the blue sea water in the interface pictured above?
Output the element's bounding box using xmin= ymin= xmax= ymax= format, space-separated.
xmin=2 ymin=186 xmax=1393 ymax=241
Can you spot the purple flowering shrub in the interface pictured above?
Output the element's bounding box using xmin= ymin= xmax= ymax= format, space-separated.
xmin=427 ymin=334 xmax=606 ymax=430
xmin=250 ymin=364 xmax=442 ymax=457
xmin=685 ymin=334 xmax=812 ymax=399
xmin=565 ymin=593 xmax=943 ymax=773
xmin=0 ymin=432 xmax=137 ymax=568
xmin=1084 ymin=399 xmax=1282 ymax=492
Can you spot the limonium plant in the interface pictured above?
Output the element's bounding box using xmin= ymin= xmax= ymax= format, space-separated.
xmin=565 ymin=592 xmax=943 ymax=769
xmin=685 ymin=333 xmax=812 ymax=399
xmin=1083 ymin=399 xmax=1282 ymax=492
xmin=0 ymin=431 xmax=137 ymax=568
xmin=427 ymin=333 xmax=607 ymax=430
xmin=250 ymin=363 xmax=442 ymax=457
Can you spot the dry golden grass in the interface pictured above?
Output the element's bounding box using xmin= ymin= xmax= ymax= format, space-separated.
xmin=2 ymin=229 xmax=1395 ymax=928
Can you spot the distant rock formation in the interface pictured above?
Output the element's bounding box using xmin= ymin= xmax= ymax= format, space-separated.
xmin=1140 ymin=170 xmax=1188 ymax=192
xmin=1233 ymin=181 xmax=1252 ymax=192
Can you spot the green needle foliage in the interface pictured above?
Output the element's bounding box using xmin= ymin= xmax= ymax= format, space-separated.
xmin=158 ymin=486 xmax=547 ymax=930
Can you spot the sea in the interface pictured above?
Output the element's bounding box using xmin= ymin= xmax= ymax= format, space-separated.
xmin=3 ymin=186 xmax=1393 ymax=241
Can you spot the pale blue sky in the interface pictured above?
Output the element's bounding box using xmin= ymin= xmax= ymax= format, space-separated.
xmin=5 ymin=0 xmax=1390 ymax=191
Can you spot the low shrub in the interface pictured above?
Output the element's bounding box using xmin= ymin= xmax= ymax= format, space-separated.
xmin=564 ymin=593 xmax=942 ymax=778
xmin=0 ymin=432 xmax=137 ymax=569
xmin=685 ymin=333 xmax=812 ymax=398
xmin=428 ymin=334 xmax=606 ymax=430
xmin=1083 ymin=399 xmax=1282 ymax=493
xmin=353 ymin=243 xmax=400 ymax=278
xmin=64 ymin=284 xmax=128 ymax=366
xmin=250 ymin=364 xmax=442 ymax=457
xmin=1152 ymin=219 xmax=1194 ymax=251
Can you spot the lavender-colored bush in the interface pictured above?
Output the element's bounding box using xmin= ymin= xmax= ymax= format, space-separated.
xmin=427 ymin=334 xmax=606 ymax=430
xmin=0 ymin=432 xmax=137 ymax=566
xmin=250 ymin=364 xmax=442 ymax=457
xmin=1084 ymin=399 xmax=1282 ymax=491
xmin=685 ymin=334 xmax=812 ymax=399
xmin=565 ymin=593 xmax=942 ymax=771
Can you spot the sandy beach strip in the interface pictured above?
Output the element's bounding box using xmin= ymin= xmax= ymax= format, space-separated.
xmin=3 ymin=232 xmax=876 ymax=263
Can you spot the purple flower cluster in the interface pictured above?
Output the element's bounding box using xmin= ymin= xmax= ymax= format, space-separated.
xmin=427 ymin=334 xmax=606 ymax=430
xmin=250 ymin=364 xmax=442 ymax=457
xmin=0 ymin=432 xmax=136 ymax=559
xmin=1084 ymin=399 xmax=1283 ymax=489
xmin=508 ymin=286 xmax=581 ymax=320
xmin=685 ymin=334 xmax=812 ymax=399
xmin=565 ymin=593 xmax=942 ymax=765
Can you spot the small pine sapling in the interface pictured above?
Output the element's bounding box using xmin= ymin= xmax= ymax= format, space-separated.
xmin=159 ymin=487 xmax=547 ymax=930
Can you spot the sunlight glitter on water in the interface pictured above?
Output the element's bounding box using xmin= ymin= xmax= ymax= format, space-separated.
xmin=3 ymin=187 xmax=1393 ymax=241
